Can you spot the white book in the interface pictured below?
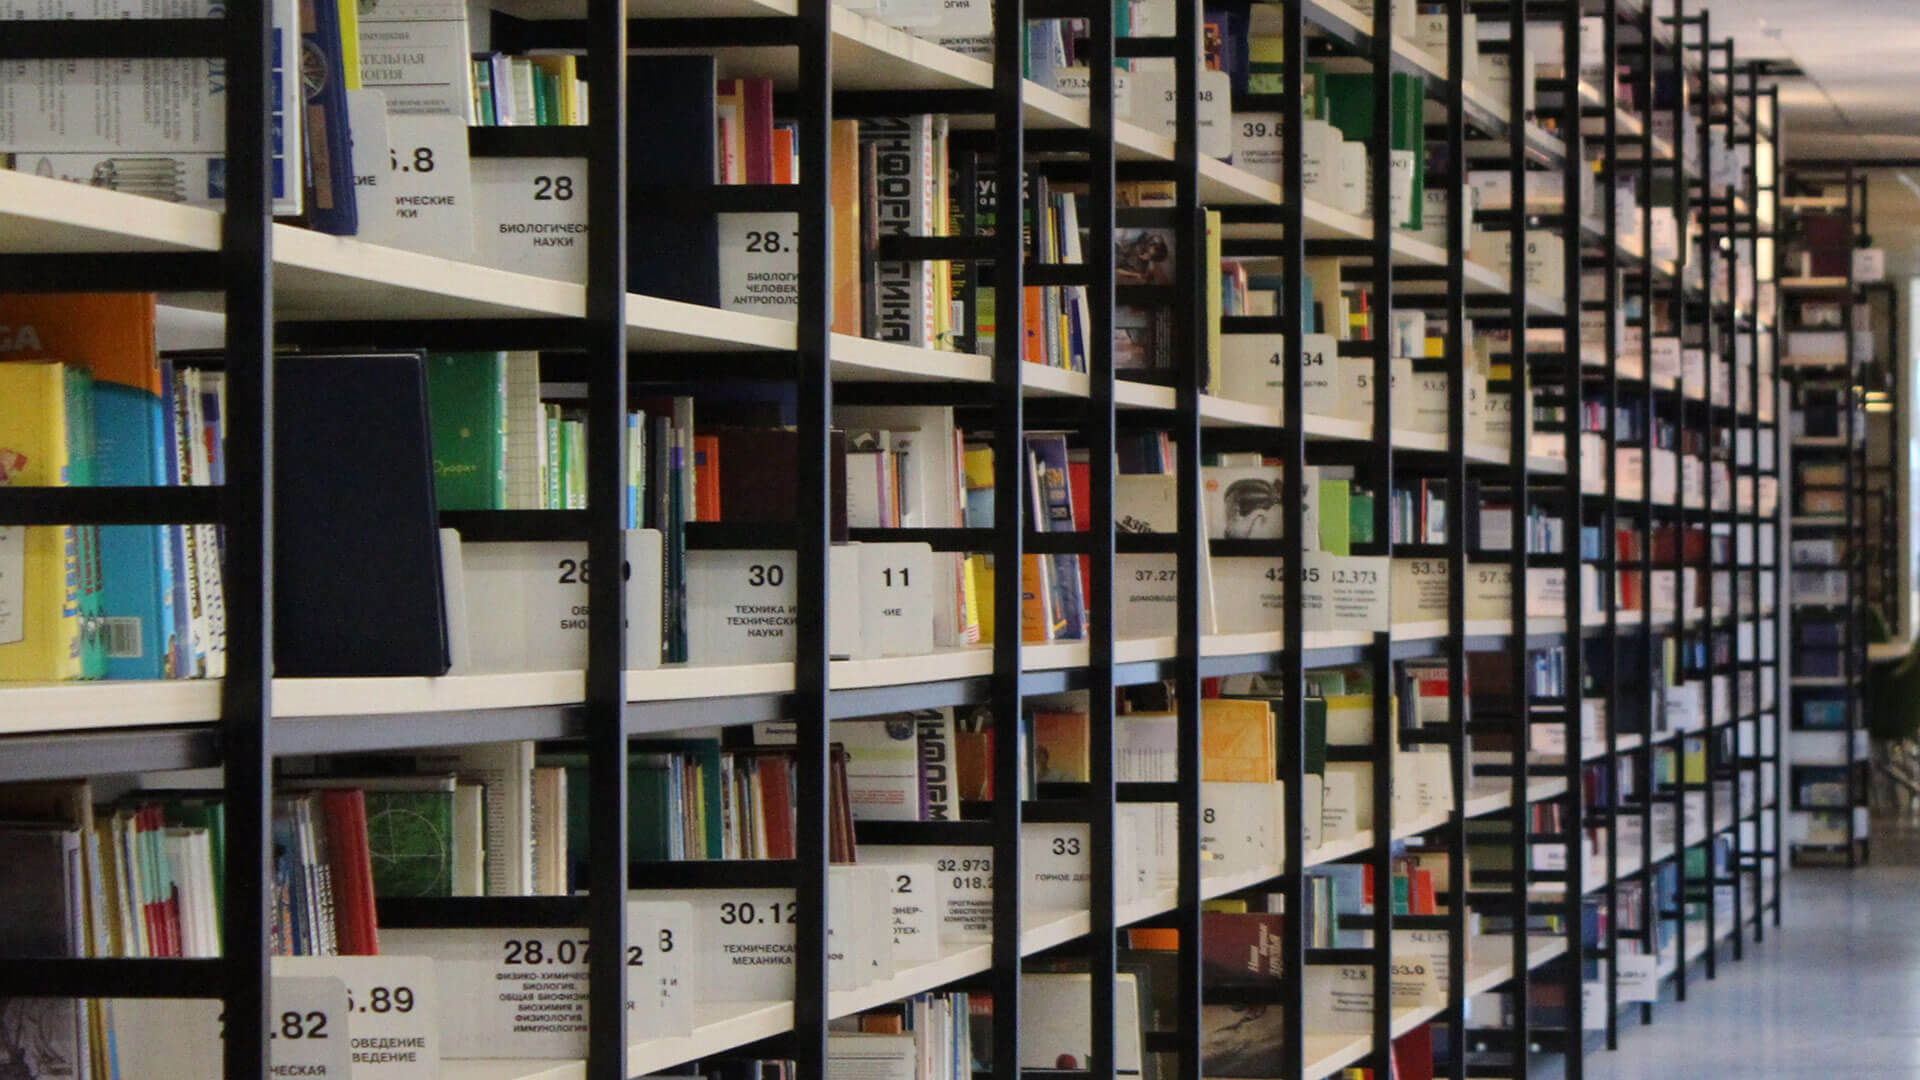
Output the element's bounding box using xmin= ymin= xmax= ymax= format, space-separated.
xmin=503 ymin=353 xmax=546 ymax=509
xmin=833 ymin=716 xmax=923 ymax=822
xmin=439 ymin=529 xmax=473 ymax=674
xmin=1019 ymin=973 xmax=1145 ymax=1074
xmin=0 ymin=0 xmax=301 ymax=215
xmin=859 ymin=115 xmax=939 ymax=347
xmin=404 ymin=742 xmax=535 ymax=898
xmin=359 ymin=0 xmax=475 ymax=119
xmin=828 ymin=1033 xmax=918 ymax=1080
xmin=452 ymin=782 xmax=486 ymax=897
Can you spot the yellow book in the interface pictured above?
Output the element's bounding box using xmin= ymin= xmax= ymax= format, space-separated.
xmin=959 ymin=552 xmax=982 ymax=644
xmin=1020 ymin=553 xmax=1053 ymax=643
xmin=969 ymin=554 xmax=994 ymax=644
xmin=962 ymin=445 xmax=995 ymax=490
xmin=336 ymin=0 xmax=361 ymax=90
xmin=0 ymin=361 xmax=83 ymax=680
xmin=1201 ymin=698 xmax=1276 ymax=782
xmin=1200 ymin=898 xmax=1250 ymax=913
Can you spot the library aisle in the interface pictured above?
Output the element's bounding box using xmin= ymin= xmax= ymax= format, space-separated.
xmin=1583 ymin=826 xmax=1920 ymax=1080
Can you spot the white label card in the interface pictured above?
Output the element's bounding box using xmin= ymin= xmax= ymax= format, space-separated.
xmin=693 ymin=888 xmax=800 ymax=1002
xmin=717 ymin=212 xmax=801 ymax=320
xmin=1301 ymin=553 xmax=1390 ymax=632
xmin=1304 ymin=964 xmax=1373 ymax=1035
xmin=861 ymin=845 xmax=994 ymax=943
xmin=1024 ymin=823 xmax=1092 ymax=912
xmin=857 ymin=542 xmax=935 ymax=657
xmin=1132 ymin=69 xmax=1232 ymax=158
xmin=687 ymin=549 xmax=799 ymax=664
xmin=1391 ymin=557 xmax=1450 ymax=624
xmin=1618 ymin=952 xmax=1659 ymax=1003
xmin=363 ymin=113 xmax=475 ymax=260
xmin=1232 ymin=111 xmax=1283 ymax=183
xmin=0 ymin=527 xmax=21 ymax=646
xmin=273 ymin=956 xmax=437 ymax=1080
xmin=379 ymin=901 xmax=693 ymax=1058
xmin=271 ymin=976 xmax=353 ymax=1078
xmin=471 ymin=157 xmax=589 ymax=282
xmin=879 ymin=862 xmax=943 ymax=965
xmin=459 ymin=532 xmax=664 ymax=672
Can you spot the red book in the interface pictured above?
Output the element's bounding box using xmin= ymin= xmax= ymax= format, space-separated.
xmin=757 ymin=753 xmax=796 ymax=860
xmin=1392 ymin=1023 xmax=1435 ymax=1080
xmin=725 ymin=77 xmax=775 ymax=185
xmin=694 ymin=435 xmax=722 ymax=522
xmin=1068 ymin=458 xmax=1093 ymax=607
xmin=319 ymin=789 xmax=380 ymax=955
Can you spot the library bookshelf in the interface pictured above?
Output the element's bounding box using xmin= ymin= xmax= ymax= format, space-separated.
xmin=1780 ymin=165 xmax=1872 ymax=867
xmin=0 ymin=1 xmax=1787 ymax=1079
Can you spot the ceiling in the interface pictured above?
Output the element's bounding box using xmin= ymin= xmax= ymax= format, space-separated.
xmin=1713 ymin=1 xmax=1920 ymax=162
xmin=1706 ymin=3 xmax=1920 ymax=278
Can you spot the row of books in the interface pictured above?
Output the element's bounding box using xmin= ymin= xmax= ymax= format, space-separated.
xmin=471 ymin=53 xmax=590 ymax=127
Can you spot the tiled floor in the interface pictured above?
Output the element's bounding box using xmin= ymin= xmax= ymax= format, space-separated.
xmin=1580 ymin=825 xmax=1920 ymax=1078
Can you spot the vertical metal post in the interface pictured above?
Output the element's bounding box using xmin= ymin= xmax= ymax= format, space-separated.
xmin=1173 ymin=0 xmax=1207 ymax=1071
xmin=1367 ymin=1 xmax=1395 ymax=1072
xmin=1088 ymin=1 xmax=1120 ymax=1076
xmin=1600 ymin=0 xmax=1622 ymax=1050
xmin=1635 ymin=0 xmax=1658 ymax=1027
xmin=1443 ymin=1 xmax=1469 ymax=1076
xmin=1843 ymin=165 xmax=1859 ymax=867
xmin=1560 ymin=5 xmax=1586 ymax=1068
xmin=219 ymin=0 xmax=276 ymax=1074
xmin=584 ymin=2 xmax=630 ymax=1077
xmin=989 ymin=0 xmax=1028 ymax=1072
xmin=1506 ymin=1 xmax=1532 ymax=1072
xmin=793 ymin=0 xmax=835 ymax=1073
xmin=1279 ymin=3 xmax=1309 ymax=1077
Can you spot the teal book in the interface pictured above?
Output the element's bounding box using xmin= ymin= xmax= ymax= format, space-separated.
xmin=425 ymin=352 xmax=509 ymax=510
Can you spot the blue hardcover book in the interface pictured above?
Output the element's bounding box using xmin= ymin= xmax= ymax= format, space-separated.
xmin=626 ymin=56 xmax=720 ymax=306
xmin=297 ymin=0 xmax=360 ymax=235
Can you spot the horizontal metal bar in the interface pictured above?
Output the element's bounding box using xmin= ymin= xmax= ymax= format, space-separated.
xmin=630 ymin=15 xmax=803 ymax=46
xmin=376 ymin=896 xmax=591 ymax=929
xmin=277 ymin=706 xmax=584 ymax=756
xmin=0 ymin=485 xmax=223 ymax=525
xmin=0 ymin=958 xmax=224 ymax=998
xmin=0 ymin=252 xmax=223 ymax=293
xmin=0 ymin=726 xmax=221 ymax=784
xmin=277 ymin=318 xmax=593 ymax=352
xmin=628 ymin=185 xmax=809 ymax=213
xmin=855 ymin=820 xmax=996 ymax=845
xmin=876 ymin=235 xmax=997 ymax=262
xmin=833 ymin=90 xmax=998 ymax=117
xmin=631 ymin=860 xmax=799 ymax=890
xmin=1023 ymin=799 xmax=1091 ymax=824
xmin=1117 ymin=781 xmax=1183 ymax=803
xmin=442 ymin=510 xmax=590 ymax=543
xmin=469 ymin=126 xmax=594 ymax=158
xmin=0 ymin=18 xmax=224 ymax=58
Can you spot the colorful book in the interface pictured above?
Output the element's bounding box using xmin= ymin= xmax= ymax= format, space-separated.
xmin=0 ymin=362 xmax=84 ymax=680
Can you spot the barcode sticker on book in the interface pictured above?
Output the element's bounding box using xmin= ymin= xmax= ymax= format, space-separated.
xmin=103 ymin=616 xmax=143 ymax=659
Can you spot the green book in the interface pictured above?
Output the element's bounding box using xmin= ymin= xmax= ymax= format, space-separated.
xmin=424 ymin=352 xmax=508 ymax=510
xmin=634 ymin=739 xmax=724 ymax=858
xmin=357 ymin=779 xmax=457 ymax=897
xmin=1317 ymin=478 xmax=1351 ymax=556
xmin=163 ymin=795 xmax=227 ymax=933
xmin=1349 ymin=489 xmax=1375 ymax=545
xmin=1324 ymin=71 xmax=1424 ymax=230
xmin=562 ymin=418 xmax=587 ymax=509
xmin=1298 ymin=697 xmax=1329 ymax=778
xmin=473 ymin=60 xmax=496 ymax=126
xmin=530 ymin=65 xmax=551 ymax=125
xmin=544 ymin=404 xmax=563 ymax=509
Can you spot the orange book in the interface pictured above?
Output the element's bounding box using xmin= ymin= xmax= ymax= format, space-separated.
xmin=1022 ymin=285 xmax=1047 ymax=365
xmin=1200 ymin=698 xmax=1276 ymax=782
xmin=693 ymin=434 xmax=721 ymax=522
xmin=772 ymin=127 xmax=796 ymax=185
xmin=1033 ymin=710 xmax=1090 ymax=782
xmin=829 ymin=118 xmax=862 ymax=336
xmin=1019 ymin=553 xmax=1052 ymax=642
xmin=955 ymin=730 xmax=993 ymax=800
xmin=1128 ymin=927 xmax=1180 ymax=950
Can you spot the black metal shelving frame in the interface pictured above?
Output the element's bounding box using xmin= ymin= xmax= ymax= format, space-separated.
xmin=0 ymin=0 xmax=1800 ymax=1077
xmin=1782 ymin=162 xmax=1870 ymax=869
